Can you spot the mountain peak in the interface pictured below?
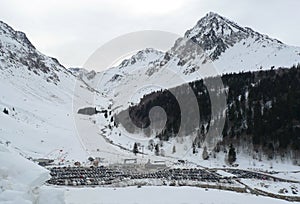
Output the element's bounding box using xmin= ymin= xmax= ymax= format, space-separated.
xmin=181 ymin=12 xmax=282 ymax=60
xmin=0 ymin=20 xmax=35 ymax=49
xmin=205 ymin=11 xmax=226 ymax=20
xmin=0 ymin=19 xmax=67 ymax=84
xmin=185 ymin=12 xmax=248 ymax=41
xmin=118 ymin=48 xmax=164 ymax=68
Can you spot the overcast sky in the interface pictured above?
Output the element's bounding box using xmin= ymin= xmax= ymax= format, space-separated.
xmin=0 ymin=0 xmax=299 ymax=68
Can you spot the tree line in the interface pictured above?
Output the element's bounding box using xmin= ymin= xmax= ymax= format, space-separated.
xmin=116 ymin=65 xmax=300 ymax=164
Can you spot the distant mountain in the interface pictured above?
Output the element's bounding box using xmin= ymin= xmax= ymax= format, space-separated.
xmin=168 ymin=12 xmax=300 ymax=74
xmin=69 ymin=67 xmax=89 ymax=77
xmin=83 ymin=12 xmax=300 ymax=110
xmin=183 ymin=12 xmax=282 ymax=60
xmin=77 ymin=48 xmax=164 ymax=96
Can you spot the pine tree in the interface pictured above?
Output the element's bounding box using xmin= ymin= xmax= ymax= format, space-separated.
xmin=200 ymin=124 xmax=205 ymax=135
xmin=172 ymin=145 xmax=176 ymax=153
xmin=133 ymin=142 xmax=138 ymax=155
xmin=3 ymin=108 xmax=8 ymax=115
xmin=228 ymin=144 xmax=237 ymax=164
xmin=155 ymin=144 xmax=160 ymax=156
xmin=192 ymin=143 xmax=196 ymax=154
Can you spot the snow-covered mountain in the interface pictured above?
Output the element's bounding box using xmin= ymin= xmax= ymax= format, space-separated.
xmin=69 ymin=67 xmax=90 ymax=77
xmin=2 ymin=11 xmax=299 ymax=162
xmin=0 ymin=20 xmax=151 ymax=166
xmin=75 ymin=48 xmax=164 ymax=93
xmin=182 ymin=12 xmax=282 ymax=61
xmin=1 ymin=14 xmax=300 ymax=204
xmin=155 ymin=12 xmax=300 ymax=75
xmin=175 ymin=12 xmax=300 ymax=74
xmin=73 ymin=12 xmax=300 ymax=167
xmin=0 ymin=21 xmax=68 ymax=84
xmin=0 ymin=20 xmax=98 ymax=161
xmin=82 ymin=12 xmax=300 ymax=111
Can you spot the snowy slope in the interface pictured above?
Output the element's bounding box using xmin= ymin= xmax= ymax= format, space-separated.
xmin=0 ymin=20 xmax=101 ymax=161
xmin=64 ymin=186 xmax=294 ymax=204
xmin=0 ymin=143 xmax=50 ymax=204
xmin=214 ymin=37 xmax=300 ymax=73
xmin=0 ymin=20 xmax=160 ymax=164
xmin=77 ymin=48 xmax=164 ymax=94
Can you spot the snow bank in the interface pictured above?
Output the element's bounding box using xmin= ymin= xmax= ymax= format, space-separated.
xmin=0 ymin=144 xmax=50 ymax=203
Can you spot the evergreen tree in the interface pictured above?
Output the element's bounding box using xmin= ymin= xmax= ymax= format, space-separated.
xmin=133 ymin=142 xmax=138 ymax=155
xmin=172 ymin=145 xmax=176 ymax=154
xmin=200 ymin=124 xmax=205 ymax=135
xmin=118 ymin=66 xmax=300 ymax=158
xmin=192 ymin=143 xmax=196 ymax=154
xmin=3 ymin=108 xmax=8 ymax=115
xmin=228 ymin=144 xmax=237 ymax=164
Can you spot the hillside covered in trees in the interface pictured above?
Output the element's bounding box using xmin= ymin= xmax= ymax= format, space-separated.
xmin=116 ymin=65 xmax=300 ymax=164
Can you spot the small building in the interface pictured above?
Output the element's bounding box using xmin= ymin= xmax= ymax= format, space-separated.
xmin=145 ymin=159 xmax=166 ymax=170
xmin=124 ymin=158 xmax=137 ymax=164
xmin=34 ymin=158 xmax=54 ymax=166
xmin=77 ymin=107 xmax=100 ymax=116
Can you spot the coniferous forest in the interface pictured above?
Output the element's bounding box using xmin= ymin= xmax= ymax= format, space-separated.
xmin=116 ymin=65 xmax=300 ymax=163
